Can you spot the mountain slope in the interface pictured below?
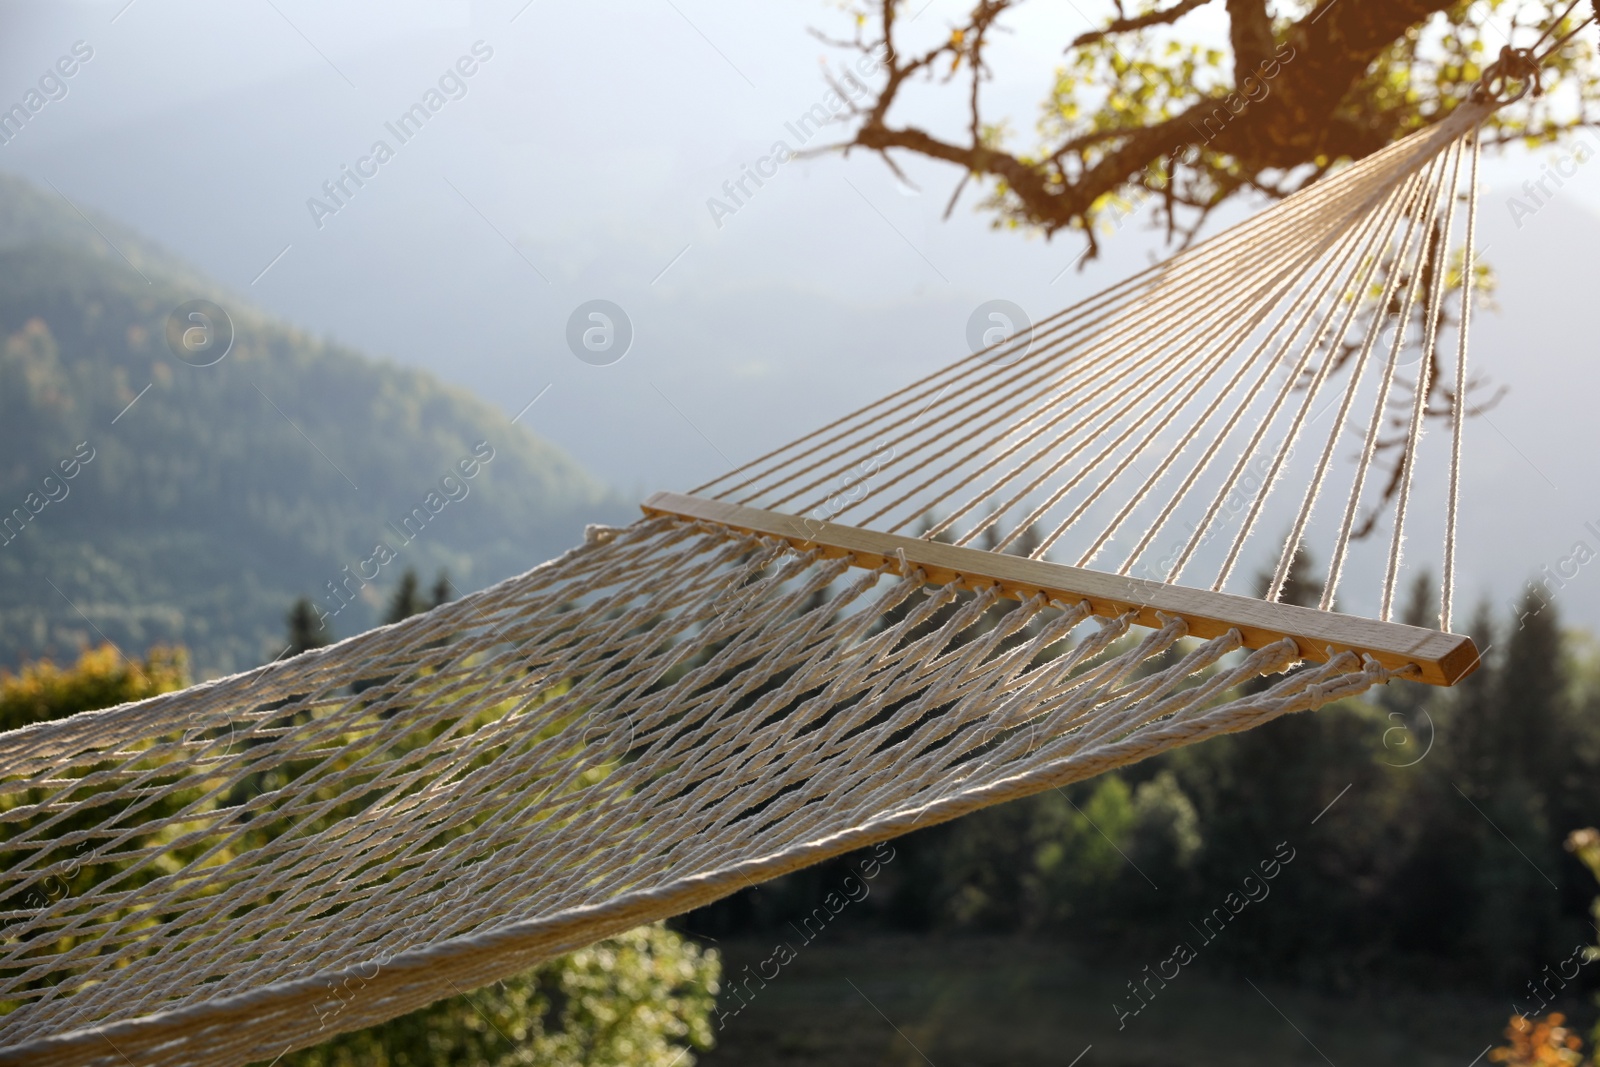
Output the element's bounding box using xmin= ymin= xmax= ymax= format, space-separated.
xmin=0 ymin=237 xmax=628 ymax=675
xmin=0 ymin=172 xmax=210 ymax=291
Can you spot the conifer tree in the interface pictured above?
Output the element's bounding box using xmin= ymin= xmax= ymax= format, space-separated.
xmin=429 ymin=569 xmax=452 ymax=610
xmin=285 ymin=597 xmax=330 ymax=657
xmin=383 ymin=569 xmax=425 ymax=626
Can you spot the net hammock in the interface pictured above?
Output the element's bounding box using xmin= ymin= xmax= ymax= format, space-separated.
xmin=0 ymin=89 xmax=1511 ymax=1065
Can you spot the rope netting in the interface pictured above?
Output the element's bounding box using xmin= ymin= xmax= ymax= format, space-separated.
xmin=0 ymin=519 xmax=1394 ymax=1065
xmin=0 ymin=93 xmax=1503 ymax=1067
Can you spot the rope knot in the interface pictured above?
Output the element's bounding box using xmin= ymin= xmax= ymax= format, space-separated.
xmin=1473 ymin=44 xmax=1543 ymax=103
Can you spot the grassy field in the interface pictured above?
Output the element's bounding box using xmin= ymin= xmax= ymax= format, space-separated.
xmin=696 ymin=935 xmax=1541 ymax=1067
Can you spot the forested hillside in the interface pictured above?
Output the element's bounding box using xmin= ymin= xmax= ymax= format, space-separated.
xmin=0 ymin=176 xmax=627 ymax=675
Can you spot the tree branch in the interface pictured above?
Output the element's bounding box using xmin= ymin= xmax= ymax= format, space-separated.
xmin=1069 ymin=0 xmax=1217 ymax=50
xmin=843 ymin=0 xmax=1461 ymax=240
xmin=1226 ymin=0 xmax=1276 ymax=82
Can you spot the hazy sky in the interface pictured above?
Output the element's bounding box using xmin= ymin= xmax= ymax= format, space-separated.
xmin=2 ymin=0 xmax=1598 ymax=629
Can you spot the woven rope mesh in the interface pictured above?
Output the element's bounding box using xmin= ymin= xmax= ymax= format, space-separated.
xmin=0 ymin=518 xmax=1390 ymax=1065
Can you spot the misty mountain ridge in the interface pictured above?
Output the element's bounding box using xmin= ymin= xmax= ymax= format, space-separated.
xmin=0 ymin=172 xmax=629 ymax=676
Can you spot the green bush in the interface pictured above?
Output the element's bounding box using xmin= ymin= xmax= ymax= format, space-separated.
xmin=281 ymin=923 xmax=720 ymax=1067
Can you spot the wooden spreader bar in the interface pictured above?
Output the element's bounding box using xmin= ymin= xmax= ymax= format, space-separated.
xmin=642 ymin=492 xmax=1480 ymax=687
